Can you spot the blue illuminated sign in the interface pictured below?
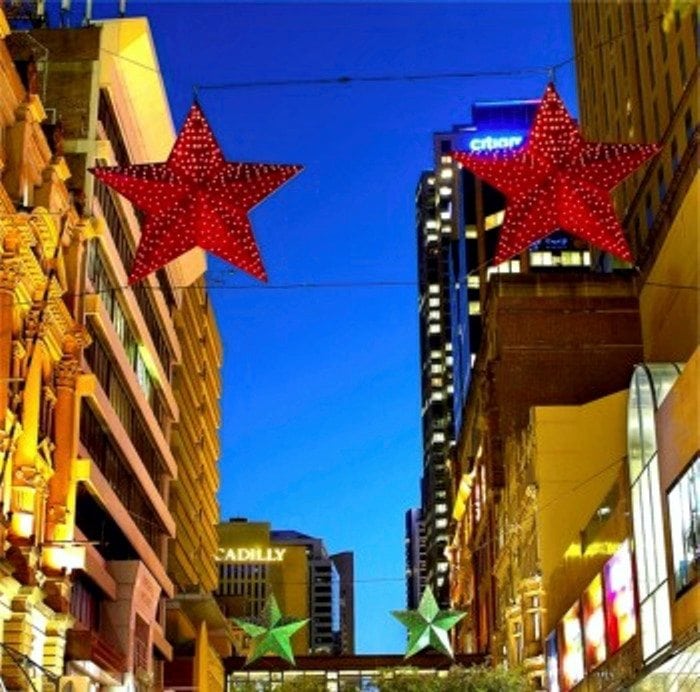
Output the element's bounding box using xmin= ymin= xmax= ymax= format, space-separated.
xmin=467 ymin=134 xmax=525 ymax=152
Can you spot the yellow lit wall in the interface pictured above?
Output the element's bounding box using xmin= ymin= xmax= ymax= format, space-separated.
xmin=532 ymin=390 xmax=630 ymax=630
xmin=216 ymin=521 xmax=309 ymax=654
xmin=640 ymin=176 xmax=699 ymax=361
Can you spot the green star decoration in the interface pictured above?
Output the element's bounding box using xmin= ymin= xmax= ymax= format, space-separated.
xmin=392 ymin=587 xmax=465 ymax=659
xmin=233 ymin=593 xmax=308 ymax=665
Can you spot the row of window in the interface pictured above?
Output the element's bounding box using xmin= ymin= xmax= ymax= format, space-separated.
xmin=80 ymin=400 xmax=163 ymax=552
xmin=84 ymin=322 xmax=168 ymax=481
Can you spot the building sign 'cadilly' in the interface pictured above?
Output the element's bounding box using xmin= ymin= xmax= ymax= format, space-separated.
xmin=216 ymin=547 xmax=287 ymax=563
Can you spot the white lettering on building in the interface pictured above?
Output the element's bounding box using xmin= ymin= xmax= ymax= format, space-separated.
xmin=468 ymin=135 xmax=524 ymax=152
xmin=215 ymin=547 xmax=287 ymax=562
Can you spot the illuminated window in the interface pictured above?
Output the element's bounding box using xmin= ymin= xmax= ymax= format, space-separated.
xmin=466 ymin=225 xmax=477 ymax=239
xmin=468 ymin=276 xmax=480 ymax=289
xmin=429 ymin=285 xmax=440 ymax=295
xmin=439 ymin=186 xmax=452 ymax=197
xmin=436 ymin=518 xmax=448 ymax=529
xmin=440 ymin=167 xmax=453 ymax=180
xmin=468 ymin=301 xmax=481 ymax=315
xmin=429 ymin=324 xmax=441 ymax=334
xmin=668 ymin=455 xmax=699 ymax=595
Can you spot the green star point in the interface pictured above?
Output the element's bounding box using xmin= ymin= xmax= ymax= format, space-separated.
xmin=233 ymin=593 xmax=308 ymax=666
xmin=392 ymin=587 xmax=465 ymax=659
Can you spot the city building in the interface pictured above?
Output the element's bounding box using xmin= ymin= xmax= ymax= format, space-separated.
xmin=447 ymin=274 xmax=643 ymax=680
xmin=0 ymin=8 xmax=85 ymax=687
xmin=165 ymin=279 xmax=232 ymax=692
xmin=537 ymin=3 xmax=700 ymax=689
xmin=572 ymin=0 xmax=697 ymax=365
xmin=216 ymin=519 xmax=355 ymax=657
xmin=330 ymin=551 xmax=355 ymax=656
xmin=8 ymin=15 xmax=222 ymax=689
xmin=404 ymin=508 xmax=426 ymax=609
xmin=442 ymin=3 xmax=697 ymax=690
xmin=412 ymin=97 xmax=594 ymax=608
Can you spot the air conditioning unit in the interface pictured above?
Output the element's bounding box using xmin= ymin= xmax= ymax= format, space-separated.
xmin=58 ymin=676 xmax=92 ymax=692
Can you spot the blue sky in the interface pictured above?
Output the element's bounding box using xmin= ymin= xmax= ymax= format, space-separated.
xmin=118 ymin=0 xmax=578 ymax=653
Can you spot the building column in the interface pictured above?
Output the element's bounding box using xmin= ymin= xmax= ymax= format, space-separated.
xmin=43 ymin=612 xmax=72 ymax=682
xmin=43 ymin=328 xmax=85 ymax=595
xmin=0 ymin=231 xmax=22 ymax=430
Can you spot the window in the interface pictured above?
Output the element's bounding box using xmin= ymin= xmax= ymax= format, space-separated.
xmin=664 ymin=72 xmax=673 ymax=120
xmin=645 ymin=193 xmax=654 ymax=231
xmin=659 ymin=25 xmax=668 ymax=62
xmin=671 ymin=138 xmax=679 ymax=171
xmin=668 ymin=455 xmax=699 ymax=596
xmin=685 ymin=108 xmax=694 ymax=144
xmin=653 ymin=100 xmax=661 ymax=138
xmin=657 ymin=167 xmax=667 ymax=202
xmin=678 ymin=41 xmax=688 ymax=84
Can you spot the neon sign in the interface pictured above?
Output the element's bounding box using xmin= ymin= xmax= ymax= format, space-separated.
xmin=216 ymin=547 xmax=287 ymax=562
xmin=468 ymin=134 xmax=524 ymax=152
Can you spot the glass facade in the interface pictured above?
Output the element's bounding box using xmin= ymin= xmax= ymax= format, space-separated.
xmin=627 ymin=364 xmax=683 ymax=662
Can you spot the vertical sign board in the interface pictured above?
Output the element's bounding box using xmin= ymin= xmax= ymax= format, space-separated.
xmin=559 ymin=601 xmax=585 ymax=692
xmin=582 ymin=573 xmax=607 ymax=670
xmin=604 ymin=539 xmax=637 ymax=654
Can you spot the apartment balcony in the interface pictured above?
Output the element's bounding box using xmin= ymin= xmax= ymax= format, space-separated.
xmin=66 ymin=629 xmax=128 ymax=681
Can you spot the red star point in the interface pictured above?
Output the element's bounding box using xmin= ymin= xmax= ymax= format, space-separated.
xmin=90 ymin=102 xmax=302 ymax=283
xmin=453 ymin=83 xmax=659 ymax=265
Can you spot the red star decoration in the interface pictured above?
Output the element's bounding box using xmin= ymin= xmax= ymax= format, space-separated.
xmin=90 ymin=102 xmax=302 ymax=283
xmin=452 ymin=83 xmax=659 ymax=265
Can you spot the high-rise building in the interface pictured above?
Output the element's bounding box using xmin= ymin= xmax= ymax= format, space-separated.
xmin=404 ymin=508 xmax=426 ymax=609
xmin=271 ymin=530 xmax=355 ymax=655
xmin=413 ymin=98 xmax=591 ymax=607
xmin=571 ymin=0 xmax=697 ymax=362
xmin=216 ymin=519 xmax=355 ymax=657
xmin=330 ymin=551 xmax=355 ymax=655
xmin=165 ymin=279 xmax=232 ymax=691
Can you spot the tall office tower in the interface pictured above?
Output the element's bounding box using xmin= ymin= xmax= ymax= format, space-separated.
xmin=331 ymin=551 xmax=355 ymax=655
xmin=21 ymin=18 xmax=206 ymax=688
xmin=271 ymin=530 xmax=355 ymax=655
xmin=415 ymin=170 xmax=456 ymax=606
xmin=414 ymin=98 xmax=591 ymax=607
xmin=404 ymin=508 xmax=426 ymax=609
xmin=571 ymin=1 xmax=697 ymax=363
xmin=166 ymin=280 xmax=231 ymax=691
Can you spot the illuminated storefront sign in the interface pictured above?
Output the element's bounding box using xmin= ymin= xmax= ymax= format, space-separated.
xmin=546 ymin=631 xmax=560 ymax=692
xmin=467 ymin=134 xmax=524 ymax=152
xmin=216 ymin=547 xmax=287 ymax=562
xmin=604 ymin=540 xmax=636 ymax=653
xmin=582 ymin=574 xmax=607 ymax=669
xmin=560 ymin=601 xmax=585 ymax=691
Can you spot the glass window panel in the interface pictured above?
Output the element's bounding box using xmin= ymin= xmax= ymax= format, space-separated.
xmin=640 ymin=600 xmax=657 ymax=660
xmin=640 ymin=470 xmax=658 ymax=587
xmin=653 ymin=587 xmax=672 ymax=651
xmin=632 ymin=482 xmax=649 ymax=597
xmin=649 ymin=459 xmax=668 ymax=583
